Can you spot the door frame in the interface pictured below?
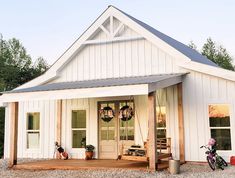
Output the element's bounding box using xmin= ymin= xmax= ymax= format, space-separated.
xmin=97 ymin=100 xmax=135 ymax=159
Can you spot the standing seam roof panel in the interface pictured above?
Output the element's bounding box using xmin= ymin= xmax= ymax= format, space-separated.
xmin=115 ymin=6 xmax=218 ymax=67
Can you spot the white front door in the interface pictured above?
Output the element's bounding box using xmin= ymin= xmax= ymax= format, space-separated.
xmin=98 ymin=101 xmax=135 ymax=159
xmin=98 ymin=102 xmax=118 ymax=159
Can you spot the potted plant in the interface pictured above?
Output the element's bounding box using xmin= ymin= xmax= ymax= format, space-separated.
xmin=85 ymin=144 xmax=95 ymax=160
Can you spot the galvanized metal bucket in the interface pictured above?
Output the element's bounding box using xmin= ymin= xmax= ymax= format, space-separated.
xmin=169 ymin=159 xmax=180 ymax=174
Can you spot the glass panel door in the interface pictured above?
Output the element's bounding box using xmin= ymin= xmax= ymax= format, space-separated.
xmin=98 ymin=100 xmax=135 ymax=159
xmin=99 ymin=102 xmax=118 ymax=159
xmin=100 ymin=103 xmax=115 ymax=141
xmin=119 ymin=101 xmax=135 ymax=141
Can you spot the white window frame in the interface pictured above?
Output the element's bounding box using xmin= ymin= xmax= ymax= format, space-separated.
xmin=71 ymin=109 xmax=87 ymax=149
xmin=26 ymin=112 xmax=40 ymax=150
xmin=208 ymin=103 xmax=232 ymax=151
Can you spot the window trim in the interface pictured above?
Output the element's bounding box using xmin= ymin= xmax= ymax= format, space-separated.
xmin=71 ymin=108 xmax=88 ymax=149
xmin=208 ymin=103 xmax=232 ymax=151
xmin=26 ymin=112 xmax=41 ymax=151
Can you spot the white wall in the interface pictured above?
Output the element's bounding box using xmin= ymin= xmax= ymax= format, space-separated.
xmin=60 ymin=98 xmax=91 ymax=158
xmin=4 ymin=90 xmax=179 ymax=160
xmin=6 ymin=70 xmax=234 ymax=162
xmin=4 ymin=100 xmax=57 ymax=158
xmin=4 ymin=105 xmax=10 ymax=158
xmin=183 ymin=70 xmax=235 ymax=162
xmin=61 ymin=96 xmax=149 ymax=159
xmin=51 ymin=20 xmax=181 ymax=83
xmin=166 ymin=85 xmax=180 ymax=160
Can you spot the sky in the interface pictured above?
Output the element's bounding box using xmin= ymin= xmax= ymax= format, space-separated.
xmin=1 ymin=0 xmax=235 ymax=64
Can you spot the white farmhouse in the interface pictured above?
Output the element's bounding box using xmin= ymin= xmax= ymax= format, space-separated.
xmin=1 ymin=6 xmax=234 ymax=171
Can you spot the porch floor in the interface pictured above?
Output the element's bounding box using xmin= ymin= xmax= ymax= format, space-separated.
xmin=14 ymin=159 xmax=169 ymax=171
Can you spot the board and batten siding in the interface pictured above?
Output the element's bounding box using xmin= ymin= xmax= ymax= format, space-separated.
xmin=5 ymin=70 xmax=234 ymax=161
xmin=60 ymin=96 xmax=151 ymax=159
xmin=183 ymin=70 xmax=235 ymax=162
xmin=4 ymin=89 xmax=180 ymax=160
xmin=4 ymin=100 xmax=57 ymax=158
xmin=52 ymin=28 xmax=181 ymax=83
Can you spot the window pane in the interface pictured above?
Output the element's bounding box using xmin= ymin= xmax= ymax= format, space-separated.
xmin=72 ymin=130 xmax=86 ymax=148
xmin=100 ymin=118 xmax=115 ymax=127
xmin=156 ymin=106 xmax=166 ymax=128
xmin=101 ymin=130 xmax=107 ymax=140
xmin=211 ymin=129 xmax=231 ymax=150
xmin=99 ymin=102 xmax=115 ymax=127
xmin=108 ymin=130 xmax=115 ymax=140
xmin=72 ymin=110 xmax=86 ymax=128
xmin=157 ymin=129 xmax=167 ymax=138
xmin=27 ymin=132 xmax=40 ymax=149
xmin=209 ymin=104 xmax=230 ymax=127
xmin=127 ymin=118 xmax=134 ymax=127
xmin=101 ymin=129 xmax=115 ymax=140
xmin=120 ymin=128 xmax=126 ymax=140
xmin=127 ymin=129 xmax=134 ymax=140
xmin=27 ymin=113 xmax=40 ymax=130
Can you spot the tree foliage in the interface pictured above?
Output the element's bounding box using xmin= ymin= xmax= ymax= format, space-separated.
xmin=0 ymin=34 xmax=49 ymax=157
xmin=189 ymin=38 xmax=234 ymax=71
xmin=188 ymin=41 xmax=198 ymax=51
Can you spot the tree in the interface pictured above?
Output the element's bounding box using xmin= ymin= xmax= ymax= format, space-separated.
xmin=33 ymin=56 xmax=49 ymax=77
xmin=188 ymin=41 xmax=198 ymax=51
xmin=0 ymin=34 xmax=49 ymax=157
xmin=189 ymin=38 xmax=234 ymax=71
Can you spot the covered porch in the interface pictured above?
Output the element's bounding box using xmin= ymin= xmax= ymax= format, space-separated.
xmin=2 ymin=73 xmax=187 ymax=171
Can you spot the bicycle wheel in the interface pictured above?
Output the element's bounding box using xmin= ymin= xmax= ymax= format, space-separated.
xmin=218 ymin=156 xmax=228 ymax=167
xmin=207 ymin=156 xmax=216 ymax=170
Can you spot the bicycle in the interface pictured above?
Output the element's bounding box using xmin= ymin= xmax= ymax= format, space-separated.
xmin=200 ymin=145 xmax=228 ymax=170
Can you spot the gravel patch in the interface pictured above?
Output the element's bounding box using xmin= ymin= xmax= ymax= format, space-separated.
xmin=1 ymin=159 xmax=235 ymax=178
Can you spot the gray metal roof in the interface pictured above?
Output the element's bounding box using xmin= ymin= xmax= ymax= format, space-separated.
xmin=7 ymin=73 xmax=186 ymax=94
xmin=114 ymin=6 xmax=218 ymax=67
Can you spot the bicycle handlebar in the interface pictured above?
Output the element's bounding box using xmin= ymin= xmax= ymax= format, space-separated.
xmin=200 ymin=145 xmax=210 ymax=150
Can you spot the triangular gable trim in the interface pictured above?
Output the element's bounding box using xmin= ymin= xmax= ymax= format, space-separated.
xmin=16 ymin=6 xmax=235 ymax=89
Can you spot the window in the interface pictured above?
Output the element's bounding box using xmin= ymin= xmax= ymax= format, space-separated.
xmin=27 ymin=112 xmax=40 ymax=149
xmin=209 ymin=104 xmax=231 ymax=150
xmin=156 ymin=106 xmax=167 ymax=138
xmin=72 ymin=110 xmax=86 ymax=148
xmin=119 ymin=102 xmax=134 ymax=141
xmin=156 ymin=89 xmax=167 ymax=139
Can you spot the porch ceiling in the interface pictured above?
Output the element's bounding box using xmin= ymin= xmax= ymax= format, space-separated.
xmin=0 ymin=73 xmax=187 ymax=103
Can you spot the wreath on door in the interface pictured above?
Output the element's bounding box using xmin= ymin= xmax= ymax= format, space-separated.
xmin=99 ymin=106 xmax=115 ymax=122
xmin=119 ymin=105 xmax=134 ymax=121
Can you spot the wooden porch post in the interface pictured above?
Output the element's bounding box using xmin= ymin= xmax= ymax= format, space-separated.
xmin=177 ymin=83 xmax=185 ymax=163
xmin=148 ymin=91 xmax=157 ymax=171
xmin=9 ymin=102 xmax=18 ymax=167
xmin=56 ymin=100 xmax=62 ymax=145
